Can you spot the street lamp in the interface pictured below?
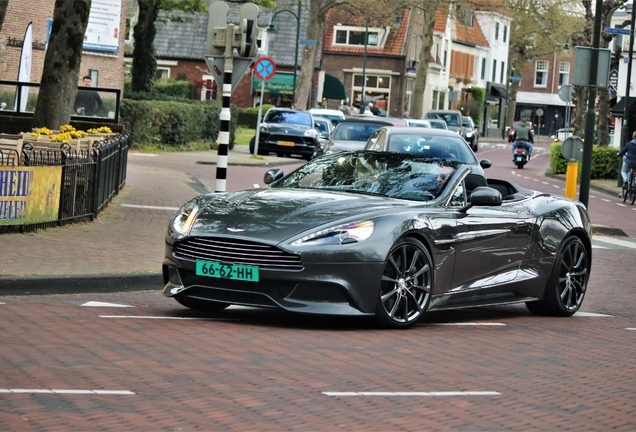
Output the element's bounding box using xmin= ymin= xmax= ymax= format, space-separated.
xmin=267 ymin=0 xmax=301 ymax=107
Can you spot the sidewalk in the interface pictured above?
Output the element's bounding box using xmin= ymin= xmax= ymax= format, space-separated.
xmin=0 ymin=141 xmax=627 ymax=296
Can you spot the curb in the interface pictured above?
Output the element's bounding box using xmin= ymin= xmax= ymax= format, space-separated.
xmin=0 ymin=273 xmax=163 ymax=296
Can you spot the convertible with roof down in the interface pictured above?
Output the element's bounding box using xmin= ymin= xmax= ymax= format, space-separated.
xmin=162 ymin=151 xmax=592 ymax=328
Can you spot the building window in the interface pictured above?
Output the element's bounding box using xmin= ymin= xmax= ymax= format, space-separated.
xmin=156 ymin=67 xmax=170 ymax=79
xmin=457 ymin=6 xmax=474 ymax=28
xmin=503 ymin=25 xmax=508 ymax=43
xmin=352 ymin=73 xmax=391 ymax=112
xmin=200 ymin=75 xmax=218 ymax=101
xmin=500 ymin=62 xmax=505 ymax=83
xmin=534 ymin=60 xmax=549 ymax=87
xmin=495 ymin=23 xmax=499 ymax=40
xmin=559 ymin=61 xmax=570 ymax=86
xmin=88 ymin=69 xmax=98 ymax=86
xmin=481 ymin=57 xmax=486 ymax=80
xmin=492 ymin=59 xmax=497 ymax=81
xmin=334 ymin=26 xmax=383 ymax=47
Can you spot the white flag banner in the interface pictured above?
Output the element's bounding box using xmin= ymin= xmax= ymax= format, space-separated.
xmin=15 ymin=22 xmax=33 ymax=112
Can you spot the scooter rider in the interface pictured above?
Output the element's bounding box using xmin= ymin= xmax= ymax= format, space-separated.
xmin=512 ymin=118 xmax=534 ymax=159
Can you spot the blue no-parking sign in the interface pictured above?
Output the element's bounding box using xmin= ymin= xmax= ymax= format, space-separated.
xmin=254 ymin=57 xmax=276 ymax=81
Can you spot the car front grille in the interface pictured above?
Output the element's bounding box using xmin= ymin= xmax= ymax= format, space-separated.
xmin=174 ymin=237 xmax=304 ymax=270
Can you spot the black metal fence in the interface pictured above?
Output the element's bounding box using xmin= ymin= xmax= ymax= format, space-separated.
xmin=0 ymin=133 xmax=129 ymax=234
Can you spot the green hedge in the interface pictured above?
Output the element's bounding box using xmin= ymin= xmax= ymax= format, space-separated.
xmin=236 ymin=104 xmax=275 ymax=128
xmin=549 ymin=143 xmax=619 ymax=179
xmin=120 ymin=98 xmax=237 ymax=148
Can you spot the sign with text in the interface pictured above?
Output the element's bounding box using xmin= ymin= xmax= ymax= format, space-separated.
xmin=83 ymin=0 xmax=122 ymax=53
xmin=0 ymin=166 xmax=62 ymax=225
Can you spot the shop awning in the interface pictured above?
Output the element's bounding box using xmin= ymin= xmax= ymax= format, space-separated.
xmin=252 ymin=73 xmax=295 ymax=95
xmin=322 ymin=74 xmax=346 ymax=100
xmin=611 ymin=97 xmax=636 ymax=117
xmin=487 ymin=81 xmax=509 ymax=100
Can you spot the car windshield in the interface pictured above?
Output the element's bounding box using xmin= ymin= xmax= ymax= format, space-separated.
xmin=313 ymin=113 xmax=343 ymax=126
xmin=314 ymin=119 xmax=330 ymax=133
xmin=427 ymin=113 xmax=460 ymax=127
xmin=385 ymin=134 xmax=478 ymax=164
xmin=265 ymin=110 xmax=312 ymax=126
xmin=333 ymin=122 xmax=385 ymax=141
xmin=271 ymin=151 xmax=459 ymax=202
xmin=429 ymin=121 xmax=446 ymax=129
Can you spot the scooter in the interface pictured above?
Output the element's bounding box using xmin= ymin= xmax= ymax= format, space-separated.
xmin=512 ymin=141 xmax=529 ymax=169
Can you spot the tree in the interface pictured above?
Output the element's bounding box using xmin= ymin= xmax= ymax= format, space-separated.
xmin=32 ymin=0 xmax=91 ymax=129
xmin=0 ymin=0 xmax=8 ymax=33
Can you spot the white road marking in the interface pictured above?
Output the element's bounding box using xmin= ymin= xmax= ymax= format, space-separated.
xmin=0 ymin=389 xmax=135 ymax=395
xmin=617 ymin=203 xmax=627 ymax=207
xmin=81 ymin=301 xmax=133 ymax=308
xmin=600 ymin=199 xmax=611 ymax=202
xmin=253 ymin=183 xmax=260 ymax=188
xmin=423 ymin=322 xmax=506 ymax=326
xmin=322 ymin=391 xmax=501 ymax=397
xmin=626 ymin=328 xmax=636 ymax=330
xmin=101 ymin=315 xmax=207 ymax=320
xmin=574 ymin=312 xmax=614 ymax=317
xmin=121 ymin=204 xmax=180 ymax=211
xmin=0 ymin=302 xmax=4 ymax=304
xmin=593 ymin=237 xmax=636 ymax=249
xmin=589 ymin=195 xmax=597 ymax=199
xmin=592 ymin=245 xmax=608 ymax=249
xmin=552 ymin=185 xmax=560 ymax=188
xmin=542 ymin=181 xmax=549 ymax=185
xmin=129 ymin=153 xmax=158 ymax=157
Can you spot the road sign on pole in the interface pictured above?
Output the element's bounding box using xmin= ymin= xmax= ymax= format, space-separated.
xmin=604 ymin=27 xmax=631 ymax=35
xmin=253 ymin=57 xmax=276 ymax=157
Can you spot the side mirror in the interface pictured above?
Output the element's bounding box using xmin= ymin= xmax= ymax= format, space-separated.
xmin=263 ymin=168 xmax=284 ymax=185
xmin=479 ymin=159 xmax=492 ymax=169
xmin=470 ymin=186 xmax=502 ymax=206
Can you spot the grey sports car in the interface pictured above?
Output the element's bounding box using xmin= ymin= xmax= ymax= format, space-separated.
xmin=162 ymin=151 xmax=592 ymax=329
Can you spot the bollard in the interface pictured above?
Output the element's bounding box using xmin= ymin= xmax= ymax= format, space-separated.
xmin=565 ymin=162 xmax=578 ymax=199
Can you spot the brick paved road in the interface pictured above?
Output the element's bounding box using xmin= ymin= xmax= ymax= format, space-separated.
xmin=1 ymin=246 xmax=634 ymax=430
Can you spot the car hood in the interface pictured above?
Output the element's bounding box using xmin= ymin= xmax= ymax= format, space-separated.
xmin=190 ymin=188 xmax=404 ymax=243
xmin=264 ymin=123 xmax=311 ymax=134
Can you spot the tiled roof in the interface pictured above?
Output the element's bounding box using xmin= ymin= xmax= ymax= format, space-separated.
xmin=454 ymin=13 xmax=489 ymax=48
xmin=323 ymin=7 xmax=410 ymax=57
xmin=434 ymin=8 xmax=449 ymax=33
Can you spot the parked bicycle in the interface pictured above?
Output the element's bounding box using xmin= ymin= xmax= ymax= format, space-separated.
xmin=622 ymin=165 xmax=636 ymax=205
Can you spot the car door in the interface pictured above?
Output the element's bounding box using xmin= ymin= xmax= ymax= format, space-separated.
xmin=448 ymin=199 xmax=535 ymax=298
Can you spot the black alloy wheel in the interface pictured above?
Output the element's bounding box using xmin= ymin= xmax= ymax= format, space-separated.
xmin=375 ymin=237 xmax=432 ymax=329
xmin=174 ymin=295 xmax=230 ymax=312
xmin=526 ymin=236 xmax=589 ymax=316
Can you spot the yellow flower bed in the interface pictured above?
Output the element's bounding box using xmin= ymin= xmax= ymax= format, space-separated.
xmin=87 ymin=126 xmax=113 ymax=134
xmin=30 ymin=127 xmax=53 ymax=136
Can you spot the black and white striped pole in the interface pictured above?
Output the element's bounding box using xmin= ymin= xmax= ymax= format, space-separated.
xmin=205 ymin=1 xmax=260 ymax=192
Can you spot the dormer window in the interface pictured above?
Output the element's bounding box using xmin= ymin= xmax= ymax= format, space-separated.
xmin=333 ymin=25 xmax=384 ymax=47
xmin=457 ymin=6 xmax=474 ymax=28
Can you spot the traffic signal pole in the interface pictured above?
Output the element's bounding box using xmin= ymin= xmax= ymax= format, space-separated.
xmin=216 ymin=24 xmax=236 ymax=193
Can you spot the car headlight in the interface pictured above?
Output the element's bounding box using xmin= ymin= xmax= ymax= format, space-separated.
xmin=260 ymin=125 xmax=268 ymax=133
xmin=466 ymin=131 xmax=473 ymax=137
xmin=291 ymin=221 xmax=374 ymax=246
xmin=168 ymin=200 xmax=199 ymax=238
xmin=304 ymin=129 xmax=318 ymax=138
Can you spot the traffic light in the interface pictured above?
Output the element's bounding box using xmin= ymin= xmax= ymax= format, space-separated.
xmin=206 ymin=1 xmax=229 ymax=55
xmin=238 ymin=3 xmax=260 ymax=58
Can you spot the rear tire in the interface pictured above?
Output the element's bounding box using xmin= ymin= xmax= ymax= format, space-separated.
xmin=526 ymin=236 xmax=589 ymax=316
xmin=175 ymin=295 xmax=230 ymax=312
xmin=631 ymin=178 xmax=636 ymax=205
xmin=516 ymin=162 xmax=524 ymax=169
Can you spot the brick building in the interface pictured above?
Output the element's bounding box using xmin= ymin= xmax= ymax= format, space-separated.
xmin=0 ymin=0 xmax=128 ymax=91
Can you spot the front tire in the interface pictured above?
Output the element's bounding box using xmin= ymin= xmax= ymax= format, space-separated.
xmin=526 ymin=236 xmax=589 ymax=316
xmin=631 ymin=178 xmax=636 ymax=205
xmin=174 ymin=295 xmax=230 ymax=312
xmin=375 ymin=238 xmax=432 ymax=329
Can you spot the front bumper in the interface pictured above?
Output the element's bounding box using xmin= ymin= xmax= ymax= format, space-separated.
xmin=258 ymin=134 xmax=318 ymax=158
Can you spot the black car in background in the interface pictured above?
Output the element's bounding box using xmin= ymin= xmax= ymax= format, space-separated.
xmin=462 ymin=116 xmax=479 ymax=151
xmin=249 ymin=108 xmax=320 ymax=160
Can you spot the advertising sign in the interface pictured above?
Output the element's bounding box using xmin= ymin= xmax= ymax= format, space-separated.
xmin=83 ymin=0 xmax=122 ymax=53
xmin=0 ymin=166 xmax=62 ymax=225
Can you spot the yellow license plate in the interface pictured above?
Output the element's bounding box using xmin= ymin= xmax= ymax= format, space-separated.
xmin=277 ymin=140 xmax=295 ymax=147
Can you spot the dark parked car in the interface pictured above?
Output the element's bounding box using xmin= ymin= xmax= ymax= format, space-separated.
xmin=249 ymin=108 xmax=320 ymax=160
xmin=163 ymin=151 xmax=592 ymax=328
xmin=462 ymin=116 xmax=479 ymax=151
xmin=364 ymin=126 xmax=491 ymax=191
xmin=323 ymin=118 xmax=397 ymax=153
